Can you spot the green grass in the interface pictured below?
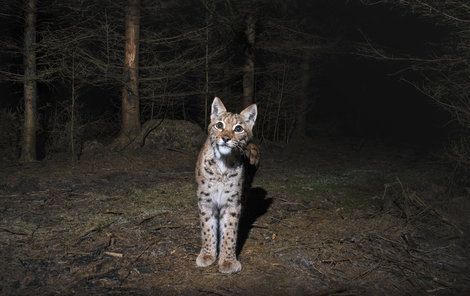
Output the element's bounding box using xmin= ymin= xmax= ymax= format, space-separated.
xmin=259 ymin=169 xmax=386 ymax=210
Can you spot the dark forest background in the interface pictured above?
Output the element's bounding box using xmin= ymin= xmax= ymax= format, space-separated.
xmin=0 ymin=0 xmax=468 ymax=165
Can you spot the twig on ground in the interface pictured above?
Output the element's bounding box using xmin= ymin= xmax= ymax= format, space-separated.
xmin=104 ymin=251 xmax=123 ymax=258
xmin=0 ymin=227 xmax=29 ymax=235
xmin=426 ymin=287 xmax=447 ymax=293
xmin=104 ymin=210 xmax=124 ymax=215
xmin=352 ymin=263 xmax=380 ymax=280
xmin=166 ymin=148 xmax=193 ymax=155
xmin=251 ymin=223 xmax=269 ymax=229
xmin=321 ymin=257 xmax=357 ymax=264
xmin=138 ymin=214 xmax=158 ymax=225
xmin=76 ymin=220 xmax=115 ymax=244
xmin=155 ymin=225 xmax=185 ymax=231
xmin=119 ymin=239 xmax=159 ymax=286
xmin=275 ymin=196 xmax=310 ymax=209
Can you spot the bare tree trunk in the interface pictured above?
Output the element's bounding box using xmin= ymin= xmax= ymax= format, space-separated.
xmin=293 ymin=54 xmax=312 ymax=139
xmin=70 ymin=52 xmax=77 ymax=161
xmin=119 ymin=0 xmax=141 ymax=144
xmin=204 ymin=0 xmax=213 ymax=129
xmin=273 ymin=65 xmax=286 ymax=141
xmin=204 ymin=28 xmax=209 ymax=128
xmin=20 ymin=0 xmax=37 ymax=162
xmin=242 ymin=14 xmax=255 ymax=108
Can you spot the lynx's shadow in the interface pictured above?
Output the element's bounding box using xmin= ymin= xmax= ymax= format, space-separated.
xmin=237 ymin=185 xmax=272 ymax=256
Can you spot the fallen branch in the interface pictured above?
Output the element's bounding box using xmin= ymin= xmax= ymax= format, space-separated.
xmin=396 ymin=178 xmax=463 ymax=235
xmin=0 ymin=227 xmax=29 ymax=236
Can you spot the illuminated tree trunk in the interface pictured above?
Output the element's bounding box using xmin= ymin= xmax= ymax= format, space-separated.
xmin=242 ymin=14 xmax=255 ymax=108
xmin=20 ymin=0 xmax=37 ymax=162
xmin=120 ymin=0 xmax=141 ymax=143
xmin=204 ymin=0 xmax=214 ymax=129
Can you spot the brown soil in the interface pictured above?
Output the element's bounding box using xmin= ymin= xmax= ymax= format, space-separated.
xmin=1 ymin=138 xmax=469 ymax=295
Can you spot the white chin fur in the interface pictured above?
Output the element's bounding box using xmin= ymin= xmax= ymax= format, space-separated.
xmin=217 ymin=145 xmax=232 ymax=155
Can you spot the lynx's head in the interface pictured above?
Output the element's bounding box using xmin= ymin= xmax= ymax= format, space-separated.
xmin=209 ymin=97 xmax=257 ymax=157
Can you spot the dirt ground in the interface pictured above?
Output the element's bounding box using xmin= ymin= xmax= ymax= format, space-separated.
xmin=1 ymin=138 xmax=469 ymax=295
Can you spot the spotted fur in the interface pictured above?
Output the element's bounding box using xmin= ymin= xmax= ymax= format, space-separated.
xmin=195 ymin=97 xmax=258 ymax=273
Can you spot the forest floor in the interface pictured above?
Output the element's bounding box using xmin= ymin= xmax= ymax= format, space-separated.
xmin=0 ymin=137 xmax=469 ymax=295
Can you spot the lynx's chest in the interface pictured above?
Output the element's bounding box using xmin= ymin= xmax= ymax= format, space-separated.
xmin=196 ymin=149 xmax=244 ymax=208
xmin=209 ymin=167 xmax=243 ymax=207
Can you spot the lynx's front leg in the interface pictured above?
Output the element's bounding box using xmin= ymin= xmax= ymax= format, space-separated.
xmin=196 ymin=203 xmax=218 ymax=267
xmin=244 ymin=142 xmax=260 ymax=167
xmin=218 ymin=203 xmax=242 ymax=273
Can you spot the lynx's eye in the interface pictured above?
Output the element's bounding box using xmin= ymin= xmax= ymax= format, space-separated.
xmin=234 ymin=125 xmax=244 ymax=133
xmin=215 ymin=121 xmax=224 ymax=130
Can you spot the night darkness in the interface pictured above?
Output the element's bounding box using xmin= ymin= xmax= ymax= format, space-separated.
xmin=0 ymin=0 xmax=469 ymax=295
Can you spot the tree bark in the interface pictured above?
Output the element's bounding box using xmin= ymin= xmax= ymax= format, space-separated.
xmin=204 ymin=0 xmax=213 ymax=129
xmin=120 ymin=0 xmax=141 ymax=143
xmin=20 ymin=0 xmax=37 ymax=162
xmin=242 ymin=14 xmax=255 ymax=108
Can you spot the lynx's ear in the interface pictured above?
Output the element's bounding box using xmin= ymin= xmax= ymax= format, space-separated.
xmin=211 ymin=97 xmax=227 ymax=122
xmin=240 ymin=104 xmax=257 ymax=130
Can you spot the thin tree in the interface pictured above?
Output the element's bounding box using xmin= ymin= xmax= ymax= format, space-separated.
xmin=20 ymin=0 xmax=37 ymax=162
xmin=242 ymin=13 xmax=256 ymax=108
xmin=118 ymin=0 xmax=141 ymax=145
xmin=293 ymin=53 xmax=312 ymax=139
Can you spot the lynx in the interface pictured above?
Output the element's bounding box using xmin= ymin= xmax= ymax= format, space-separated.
xmin=195 ymin=97 xmax=258 ymax=273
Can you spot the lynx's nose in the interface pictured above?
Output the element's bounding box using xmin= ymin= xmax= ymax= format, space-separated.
xmin=222 ymin=136 xmax=230 ymax=143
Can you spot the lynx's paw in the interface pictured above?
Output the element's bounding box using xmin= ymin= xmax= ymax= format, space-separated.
xmin=245 ymin=143 xmax=260 ymax=167
xmin=218 ymin=259 xmax=242 ymax=274
xmin=196 ymin=252 xmax=216 ymax=267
